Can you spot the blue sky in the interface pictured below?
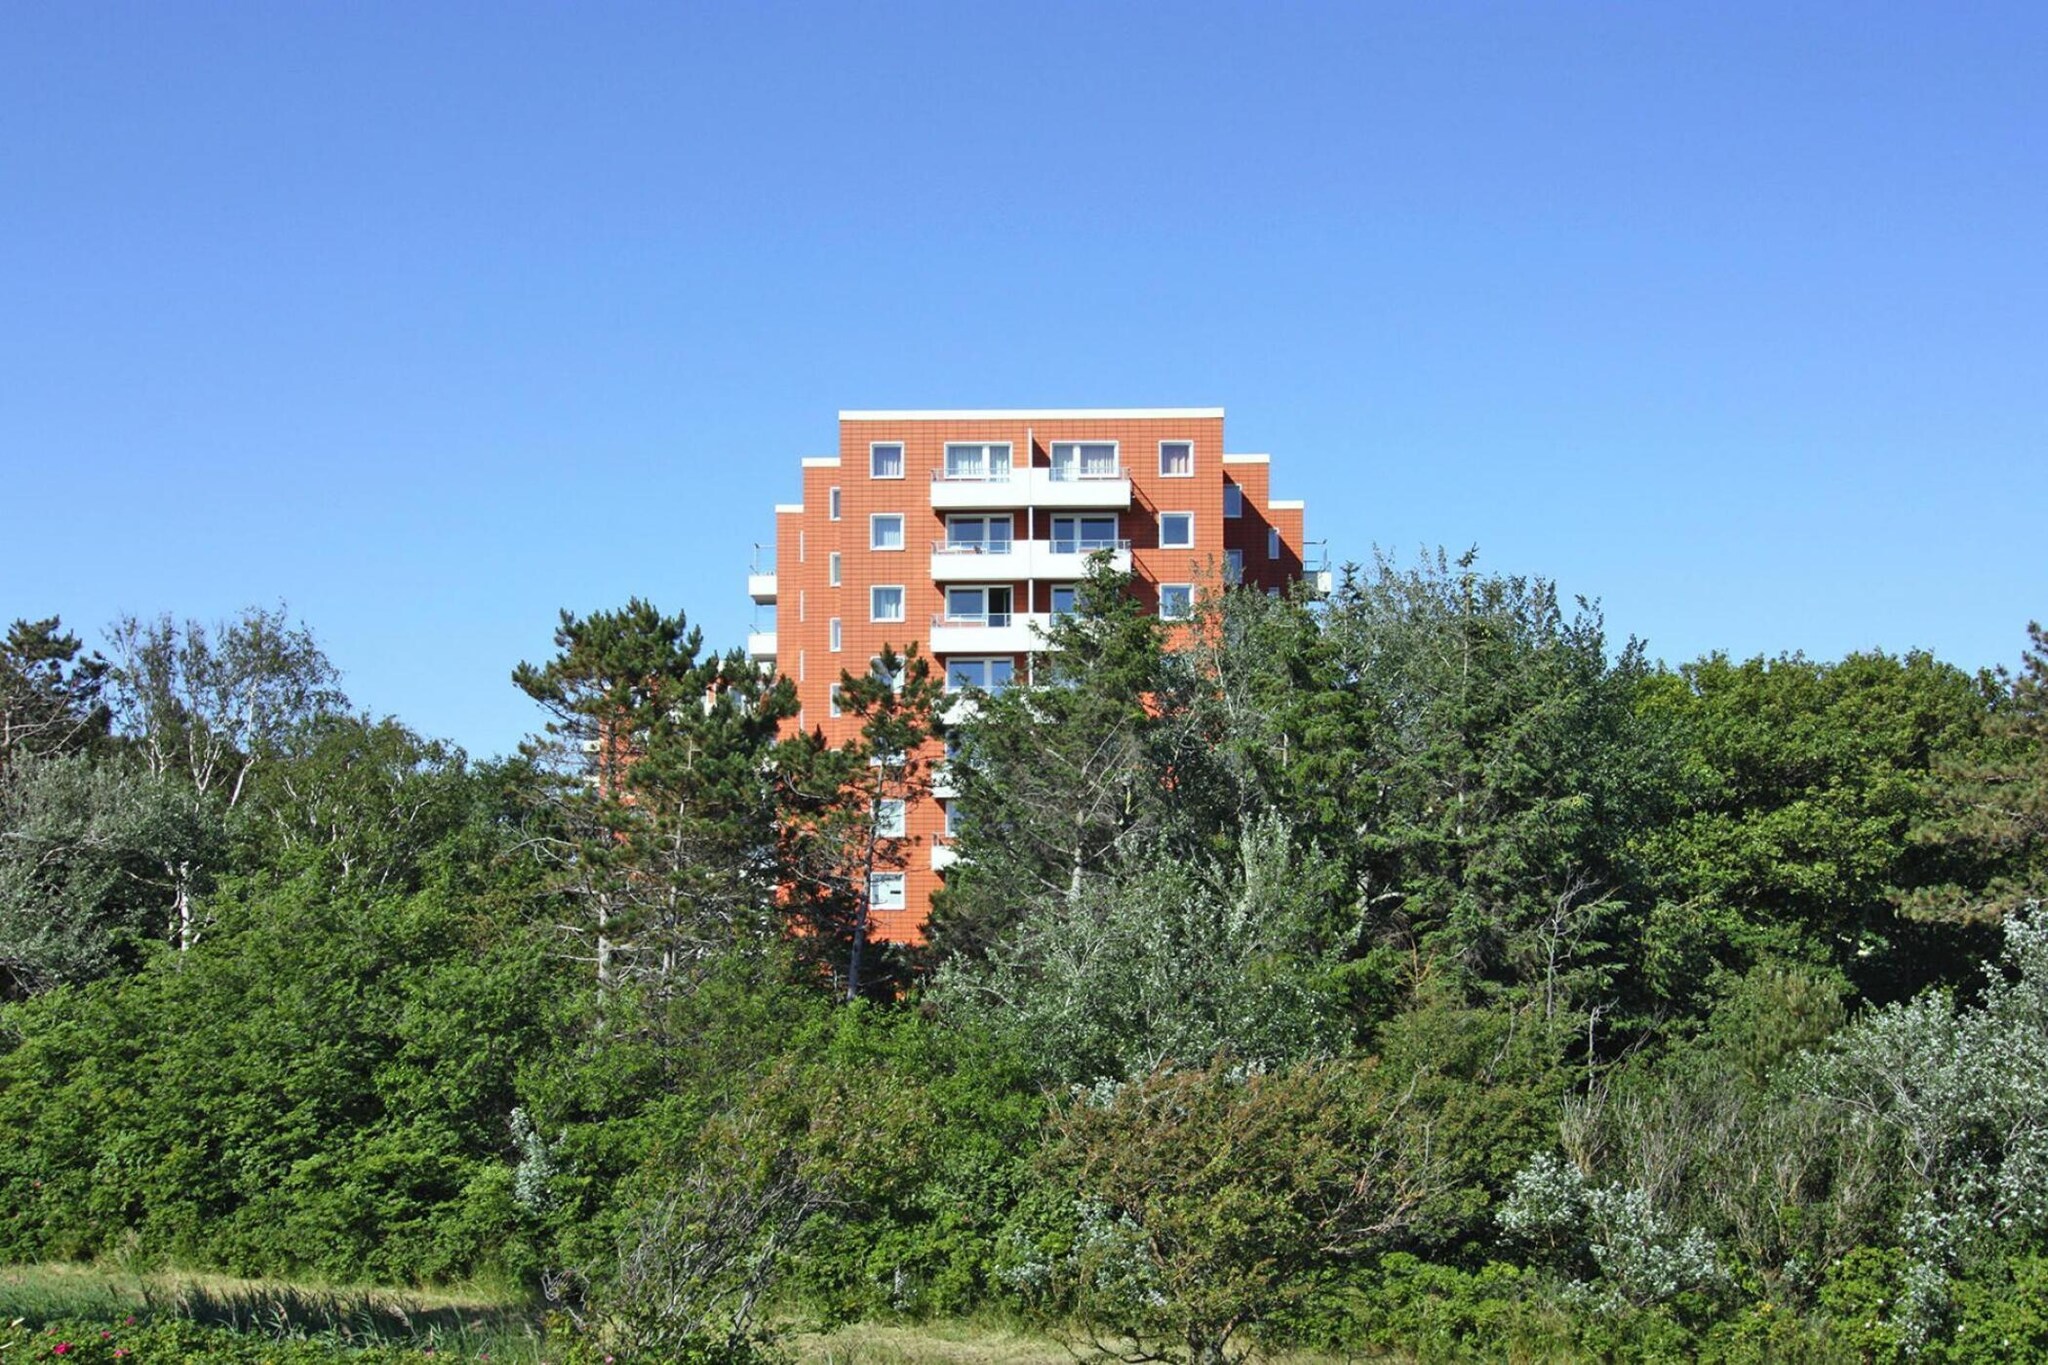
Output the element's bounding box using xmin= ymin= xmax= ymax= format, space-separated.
xmin=4 ymin=2 xmax=2043 ymax=758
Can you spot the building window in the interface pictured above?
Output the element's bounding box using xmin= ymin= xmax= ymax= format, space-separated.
xmin=947 ymin=657 xmax=1015 ymax=693
xmin=871 ymin=513 xmax=904 ymax=551
xmin=1160 ymin=584 xmax=1194 ymax=620
xmin=1223 ymin=482 xmax=1243 ymax=518
xmin=874 ymin=797 xmax=906 ymax=838
xmin=944 ymin=514 xmax=1012 ymax=553
xmin=798 ymin=590 xmax=806 ymax=622
xmin=944 ymin=442 xmax=1012 ymax=481
xmin=1050 ymin=514 xmax=1120 ymax=553
xmin=1225 ymin=550 xmax=1243 ymax=584
xmin=1160 ymin=512 xmax=1194 ymax=549
xmin=942 ymin=799 xmax=961 ymax=839
xmin=829 ymin=682 xmax=842 ymax=717
xmin=828 ymin=552 xmax=841 ymax=586
xmin=945 ymin=585 xmax=1013 ymax=625
xmin=829 ymin=486 xmax=842 ymax=520
xmin=1050 ymin=442 xmax=1119 ymax=481
xmin=870 ymin=443 xmax=905 ymax=479
xmin=1160 ymin=441 xmax=1194 ymax=477
xmin=1268 ymin=528 xmax=1281 ymax=559
xmin=868 ymin=872 xmax=906 ymax=911
xmin=870 ymin=655 xmax=903 ymax=693
xmin=829 ymin=618 xmax=842 ymax=652
xmin=1049 ymin=583 xmax=1078 ymax=619
xmin=871 ymin=586 xmax=905 ymax=622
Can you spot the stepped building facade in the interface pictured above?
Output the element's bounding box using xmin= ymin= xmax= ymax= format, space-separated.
xmin=747 ymin=407 xmax=1311 ymax=940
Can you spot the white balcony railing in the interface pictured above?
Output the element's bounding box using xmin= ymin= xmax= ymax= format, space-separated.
xmin=928 ymin=466 xmax=1132 ymax=510
xmin=929 ymin=539 xmax=1131 ymax=582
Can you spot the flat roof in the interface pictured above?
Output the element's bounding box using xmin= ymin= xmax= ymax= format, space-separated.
xmin=839 ymin=407 xmax=1225 ymax=422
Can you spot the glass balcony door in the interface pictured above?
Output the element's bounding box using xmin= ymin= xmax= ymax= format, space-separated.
xmin=1050 ymin=515 xmax=1120 ymax=553
xmin=945 ymin=586 xmax=1013 ymax=627
xmin=1050 ymin=442 xmax=1119 ymax=481
xmin=945 ymin=515 xmax=1013 ymax=554
xmin=944 ymin=442 xmax=1013 ymax=481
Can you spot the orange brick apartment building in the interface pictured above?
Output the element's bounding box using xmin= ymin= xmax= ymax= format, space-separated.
xmin=747 ymin=407 xmax=1310 ymax=941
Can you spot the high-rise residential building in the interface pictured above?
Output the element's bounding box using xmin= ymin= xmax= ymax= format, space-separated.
xmin=747 ymin=407 xmax=1311 ymax=941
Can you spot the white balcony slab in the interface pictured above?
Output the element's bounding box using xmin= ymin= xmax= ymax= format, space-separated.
xmin=929 ymin=542 xmax=1131 ymax=582
xmin=931 ymin=844 xmax=960 ymax=871
xmin=929 ymin=468 xmax=1132 ymax=510
xmin=746 ymin=630 xmax=777 ymax=661
xmin=929 ymin=613 xmax=1056 ymax=655
xmin=747 ymin=572 xmax=778 ymax=603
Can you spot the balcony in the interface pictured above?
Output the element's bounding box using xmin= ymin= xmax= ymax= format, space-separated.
xmin=931 ymin=844 xmax=960 ymax=872
xmin=929 ymin=539 xmax=1132 ymax=581
xmin=746 ymin=630 xmax=777 ymax=662
xmin=929 ymin=467 xmax=1132 ymax=510
xmin=747 ymin=572 xmax=777 ymax=603
xmin=928 ymin=611 xmax=1056 ymax=655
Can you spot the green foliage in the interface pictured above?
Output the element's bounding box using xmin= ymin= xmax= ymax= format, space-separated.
xmin=0 ymin=616 xmax=109 ymax=771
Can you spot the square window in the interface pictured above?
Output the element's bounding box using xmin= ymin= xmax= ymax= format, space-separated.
xmin=829 ymin=618 xmax=842 ymax=652
xmin=868 ymin=872 xmax=906 ymax=911
xmin=1268 ymin=528 xmax=1281 ymax=560
xmin=947 ymin=657 xmax=1015 ymax=693
xmin=1160 ymin=441 xmax=1194 ymax=477
xmin=871 ymin=586 xmax=905 ymax=622
xmin=1223 ymin=482 xmax=1243 ymax=518
xmin=828 ymin=552 xmax=841 ymax=586
xmin=1160 ymin=584 xmax=1194 ymax=620
xmin=875 ymin=797 xmax=906 ymax=838
xmin=870 ymin=443 xmax=905 ymax=479
xmin=1050 ymin=583 xmax=1078 ymax=618
xmin=1160 ymin=512 xmax=1194 ymax=549
xmin=1225 ymin=550 xmax=1243 ymax=584
xmin=829 ymin=486 xmax=842 ymax=520
xmin=871 ymin=514 xmax=904 ymax=551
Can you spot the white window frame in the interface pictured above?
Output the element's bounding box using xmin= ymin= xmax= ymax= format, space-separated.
xmin=829 ymin=486 xmax=842 ymax=520
xmin=870 ymin=513 xmax=905 ymax=551
xmin=1225 ymin=550 xmax=1243 ymax=584
xmin=874 ymin=797 xmax=906 ymax=838
xmin=1223 ymin=482 xmax=1243 ymax=518
xmin=1049 ymin=583 xmax=1079 ymax=619
xmin=942 ymin=799 xmax=961 ymax=839
xmin=868 ymin=872 xmax=906 ymax=911
xmin=1159 ymin=440 xmax=1194 ymax=478
xmin=1050 ymin=441 xmax=1120 ymax=482
xmin=944 ymin=514 xmax=1012 ymax=553
xmin=945 ymin=585 xmax=1013 ymax=625
xmin=1268 ymin=528 xmax=1281 ymax=560
xmin=829 ymin=618 xmax=842 ymax=652
xmin=829 ymin=682 xmax=843 ymax=717
xmin=798 ymin=589 xmax=806 ymax=622
xmin=871 ymin=585 xmax=905 ymax=623
xmin=946 ymin=656 xmax=1016 ymax=693
xmin=942 ymin=441 xmax=1013 ymax=481
xmin=1160 ymin=584 xmax=1195 ymax=620
xmin=1159 ymin=511 xmax=1195 ymax=549
xmin=1050 ymin=514 xmax=1121 ymax=553
xmin=870 ymin=442 xmax=905 ymax=479
xmin=828 ymin=552 xmax=841 ymax=586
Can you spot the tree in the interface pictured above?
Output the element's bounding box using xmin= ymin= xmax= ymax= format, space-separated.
xmin=512 ymin=599 xmax=796 ymax=1000
xmin=105 ymin=605 xmax=347 ymax=812
xmin=1037 ymin=1056 xmax=1440 ymax=1364
xmin=0 ymin=753 xmax=218 ymax=997
xmin=0 ymin=617 xmax=109 ymax=771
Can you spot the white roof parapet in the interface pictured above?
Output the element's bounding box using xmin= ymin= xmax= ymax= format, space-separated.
xmin=800 ymin=456 xmax=841 ymax=468
xmin=1222 ymin=453 xmax=1271 ymax=464
xmin=1269 ymin=499 xmax=1305 ymax=510
xmin=774 ymin=503 xmax=804 ymax=514
xmin=839 ymin=407 xmax=1224 ymax=422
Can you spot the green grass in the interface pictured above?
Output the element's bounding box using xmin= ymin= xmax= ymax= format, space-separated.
xmin=0 ymin=1262 xmax=545 ymax=1359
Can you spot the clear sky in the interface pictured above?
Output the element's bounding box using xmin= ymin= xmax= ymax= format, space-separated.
xmin=5 ymin=2 xmax=2043 ymax=758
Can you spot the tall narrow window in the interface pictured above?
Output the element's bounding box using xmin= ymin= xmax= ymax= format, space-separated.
xmin=1160 ymin=512 xmax=1194 ymax=549
xmin=1160 ymin=585 xmax=1194 ymax=620
xmin=829 ymin=486 xmax=842 ymax=520
xmin=829 ymin=682 xmax=843 ymax=717
xmin=1223 ymin=482 xmax=1243 ymax=518
xmin=829 ymin=618 xmax=842 ymax=652
xmin=1268 ymin=528 xmax=1281 ymax=559
xmin=798 ymin=531 xmax=805 ymax=562
xmin=1160 ymin=441 xmax=1194 ymax=477
xmin=828 ymin=552 xmax=841 ymax=586
xmin=871 ymin=586 xmax=905 ymax=622
xmin=874 ymin=798 xmax=906 ymax=838
xmin=870 ymin=514 xmax=904 ymax=551
xmin=870 ymin=443 xmax=905 ymax=479
xmin=1225 ymin=550 xmax=1243 ymax=584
